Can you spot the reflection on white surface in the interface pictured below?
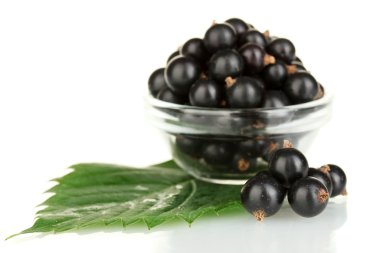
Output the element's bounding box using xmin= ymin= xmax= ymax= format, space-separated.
xmin=160 ymin=200 xmax=347 ymax=253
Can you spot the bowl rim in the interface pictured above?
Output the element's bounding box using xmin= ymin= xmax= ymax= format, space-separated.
xmin=146 ymin=87 xmax=334 ymax=114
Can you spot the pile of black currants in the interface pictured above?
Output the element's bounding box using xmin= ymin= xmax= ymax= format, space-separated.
xmin=240 ymin=140 xmax=347 ymax=220
xmin=148 ymin=18 xmax=323 ymax=108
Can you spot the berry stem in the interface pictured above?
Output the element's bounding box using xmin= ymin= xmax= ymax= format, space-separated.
xmin=341 ymin=188 xmax=348 ymax=196
xmin=287 ymin=65 xmax=298 ymax=74
xmin=318 ymin=188 xmax=329 ymax=203
xmin=283 ymin=140 xmax=293 ymax=148
xmin=263 ymin=30 xmax=270 ymax=38
xmin=225 ymin=76 xmax=237 ymax=88
xmin=253 ymin=210 xmax=266 ymax=221
xmin=238 ymin=158 xmax=250 ymax=172
xmin=264 ymin=54 xmax=276 ymax=65
xmin=320 ymin=165 xmax=331 ymax=174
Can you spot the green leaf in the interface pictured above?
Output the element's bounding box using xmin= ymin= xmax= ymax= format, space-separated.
xmin=11 ymin=161 xmax=244 ymax=238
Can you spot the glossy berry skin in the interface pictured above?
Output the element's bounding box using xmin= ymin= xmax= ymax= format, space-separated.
xmin=238 ymin=29 xmax=267 ymax=49
xmin=202 ymin=142 xmax=234 ymax=166
xmin=148 ymin=68 xmax=167 ymax=97
xmin=230 ymin=153 xmax=257 ymax=173
xmin=165 ymin=56 xmax=201 ymax=95
xmin=327 ymin=164 xmax=347 ymax=197
xmin=175 ymin=135 xmax=203 ymax=157
xmin=226 ymin=76 xmax=264 ymax=108
xmin=208 ymin=49 xmax=244 ymax=82
xmin=288 ymin=177 xmax=329 ymax=217
xmin=261 ymin=61 xmax=287 ymax=89
xmin=241 ymin=171 xmax=286 ymax=220
xmin=239 ymin=43 xmax=269 ymax=74
xmin=267 ymin=38 xmax=296 ymax=64
xmin=283 ymin=71 xmax=319 ymax=104
xmin=225 ymin=18 xmax=249 ymax=35
xmin=308 ymin=168 xmax=333 ymax=195
xmin=262 ymin=90 xmax=290 ymax=108
xmin=156 ymin=87 xmax=187 ymax=104
xmin=189 ymin=79 xmax=222 ymax=107
xmin=269 ymin=147 xmax=309 ymax=188
xmin=167 ymin=51 xmax=180 ymax=64
xmin=203 ymin=23 xmax=237 ymax=53
xmin=180 ymin=38 xmax=210 ymax=63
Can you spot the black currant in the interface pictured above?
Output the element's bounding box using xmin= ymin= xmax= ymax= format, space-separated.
xmin=148 ymin=68 xmax=167 ymax=97
xmin=180 ymin=38 xmax=210 ymax=63
xmin=208 ymin=49 xmax=244 ymax=82
xmin=261 ymin=90 xmax=290 ymax=108
xmin=225 ymin=18 xmax=249 ymax=36
xmin=167 ymin=50 xmax=180 ymax=64
xmin=202 ymin=141 xmax=234 ymax=166
xmin=261 ymin=61 xmax=287 ymax=89
xmin=225 ymin=76 xmax=264 ymax=108
xmin=267 ymin=38 xmax=296 ymax=64
xmin=288 ymin=177 xmax=329 ymax=217
xmin=238 ymin=29 xmax=267 ymax=49
xmin=239 ymin=43 xmax=275 ymax=74
xmin=165 ymin=56 xmax=201 ymax=95
xmin=321 ymin=164 xmax=347 ymax=197
xmin=308 ymin=167 xmax=333 ymax=195
xmin=230 ymin=152 xmax=257 ymax=173
xmin=203 ymin=23 xmax=237 ymax=53
xmin=238 ymin=136 xmax=269 ymax=157
xmin=283 ymin=71 xmax=319 ymax=104
xmin=156 ymin=87 xmax=187 ymax=104
xmin=241 ymin=171 xmax=286 ymax=221
xmin=189 ymin=79 xmax=222 ymax=108
xmin=175 ymin=135 xmax=203 ymax=157
xmin=269 ymin=141 xmax=309 ymax=188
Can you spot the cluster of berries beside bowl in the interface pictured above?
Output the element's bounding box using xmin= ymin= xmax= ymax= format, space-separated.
xmin=148 ymin=17 xmax=323 ymax=109
xmin=241 ymin=140 xmax=347 ymax=220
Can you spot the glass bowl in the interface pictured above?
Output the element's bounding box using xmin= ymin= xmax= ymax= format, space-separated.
xmin=146 ymin=90 xmax=333 ymax=185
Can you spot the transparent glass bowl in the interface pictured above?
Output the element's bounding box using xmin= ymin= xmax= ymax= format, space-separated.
xmin=146 ymin=90 xmax=333 ymax=185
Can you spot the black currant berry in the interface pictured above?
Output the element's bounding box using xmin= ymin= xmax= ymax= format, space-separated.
xmin=238 ymin=29 xmax=267 ymax=49
xmin=167 ymin=50 xmax=180 ymax=64
xmin=261 ymin=61 xmax=288 ymax=89
xmin=288 ymin=177 xmax=329 ymax=217
xmin=283 ymin=71 xmax=319 ymax=104
xmin=262 ymin=90 xmax=290 ymax=108
xmin=175 ymin=135 xmax=203 ymax=157
xmin=180 ymin=38 xmax=210 ymax=63
xmin=269 ymin=141 xmax=309 ymax=188
xmin=308 ymin=167 xmax=333 ymax=195
xmin=241 ymin=171 xmax=286 ymax=221
xmin=230 ymin=153 xmax=257 ymax=173
xmin=208 ymin=49 xmax=244 ymax=82
xmin=189 ymin=79 xmax=222 ymax=108
xmin=267 ymin=38 xmax=296 ymax=64
xmin=321 ymin=164 xmax=347 ymax=197
xmin=156 ymin=87 xmax=187 ymax=104
xmin=238 ymin=136 xmax=269 ymax=157
xmin=148 ymin=68 xmax=167 ymax=97
xmin=203 ymin=23 xmax=237 ymax=53
xmin=239 ymin=43 xmax=275 ymax=74
xmin=202 ymin=141 xmax=234 ymax=166
xmin=225 ymin=18 xmax=249 ymax=36
xmin=165 ymin=56 xmax=201 ymax=95
xmin=225 ymin=76 xmax=264 ymax=108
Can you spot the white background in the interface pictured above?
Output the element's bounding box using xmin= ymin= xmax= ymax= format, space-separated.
xmin=1 ymin=0 xmax=380 ymax=252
